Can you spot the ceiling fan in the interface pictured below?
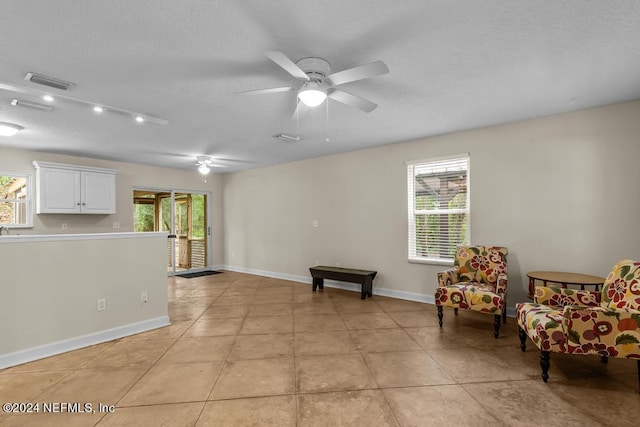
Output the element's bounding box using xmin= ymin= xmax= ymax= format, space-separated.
xmin=195 ymin=155 xmax=224 ymax=175
xmin=237 ymin=51 xmax=389 ymax=115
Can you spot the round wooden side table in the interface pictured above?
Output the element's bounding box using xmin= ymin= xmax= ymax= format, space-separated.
xmin=526 ymin=271 xmax=606 ymax=299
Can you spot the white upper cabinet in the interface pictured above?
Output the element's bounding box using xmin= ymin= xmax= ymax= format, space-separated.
xmin=32 ymin=161 xmax=117 ymax=214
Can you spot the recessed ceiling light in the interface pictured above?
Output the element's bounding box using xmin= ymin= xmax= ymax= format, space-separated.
xmin=0 ymin=122 xmax=24 ymax=137
xmin=42 ymin=94 xmax=54 ymax=102
xmin=135 ymin=116 xmax=144 ymax=123
xmin=93 ymin=106 xmax=104 ymax=113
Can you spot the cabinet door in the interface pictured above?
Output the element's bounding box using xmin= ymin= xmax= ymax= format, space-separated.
xmin=81 ymin=171 xmax=116 ymax=214
xmin=36 ymin=168 xmax=81 ymax=213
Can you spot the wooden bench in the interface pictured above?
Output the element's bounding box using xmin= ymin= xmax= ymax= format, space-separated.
xmin=309 ymin=266 xmax=378 ymax=299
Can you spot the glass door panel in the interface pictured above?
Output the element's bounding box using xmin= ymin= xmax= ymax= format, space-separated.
xmin=133 ymin=189 xmax=209 ymax=275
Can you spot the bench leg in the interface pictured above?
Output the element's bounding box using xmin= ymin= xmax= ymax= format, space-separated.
xmin=361 ymin=277 xmax=373 ymax=299
xmin=312 ymin=278 xmax=324 ymax=292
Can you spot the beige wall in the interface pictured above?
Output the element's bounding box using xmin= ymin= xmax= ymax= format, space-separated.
xmin=222 ymin=100 xmax=640 ymax=307
xmin=0 ymin=233 xmax=168 ymax=366
xmin=0 ymin=147 xmax=224 ymax=266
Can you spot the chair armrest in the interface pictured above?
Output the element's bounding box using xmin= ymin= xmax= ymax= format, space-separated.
xmin=495 ymin=273 xmax=507 ymax=295
xmin=437 ymin=268 xmax=459 ymax=287
xmin=534 ymin=286 xmax=600 ymax=307
xmin=563 ymin=306 xmax=640 ymax=357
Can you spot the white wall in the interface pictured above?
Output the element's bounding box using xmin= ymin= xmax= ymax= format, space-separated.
xmin=0 ymin=232 xmax=168 ymax=367
xmin=222 ymin=100 xmax=640 ymax=307
xmin=0 ymin=147 xmax=224 ymax=266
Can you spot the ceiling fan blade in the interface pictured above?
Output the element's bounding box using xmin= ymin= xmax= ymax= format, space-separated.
xmin=327 ymin=60 xmax=389 ymax=86
xmin=327 ymin=89 xmax=377 ymax=113
xmin=234 ymin=86 xmax=295 ymax=95
xmin=291 ymin=100 xmax=311 ymax=120
xmin=265 ymin=51 xmax=310 ymax=81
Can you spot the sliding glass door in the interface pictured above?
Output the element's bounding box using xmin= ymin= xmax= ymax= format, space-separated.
xmin=133 ymin=188 xmax=210 ymax=275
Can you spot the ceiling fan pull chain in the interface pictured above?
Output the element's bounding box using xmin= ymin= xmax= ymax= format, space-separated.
xmin=325 ymin=98 xmax=330 ymax=142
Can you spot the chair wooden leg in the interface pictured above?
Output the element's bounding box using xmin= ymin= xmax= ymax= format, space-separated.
xmin=518 ymin=327 xmax=527 ymax=352
xmin=454 ymin=308 xmax=458 ymax=316
xmin=493 ymin=314 xmax=500 ymax=338
xmin=437 ymin=305 xmax=443 ymax=328
xmin=502 ymin=310 xmax=507 ymax=324
xmin=637 ymin=359 xmax=640 ymax=394
xmin=540 ymin=351 xmax=550 ymax=382
xmin=600 ymin=355 xmax=608 ymax=364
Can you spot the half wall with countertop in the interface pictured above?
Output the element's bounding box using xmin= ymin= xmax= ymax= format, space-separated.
xmin=0 ymin=231 xmax=169 ymax=368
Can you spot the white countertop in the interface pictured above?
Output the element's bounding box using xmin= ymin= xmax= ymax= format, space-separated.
xmin=0 ymin=231 xmax=168 ymax=243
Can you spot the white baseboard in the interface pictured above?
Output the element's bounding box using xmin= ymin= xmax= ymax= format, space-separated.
xmin=222 ymin=264 xmax=517 ymax=317
xmin=0 ymin=316 xmax=170 ymax=369
xmin=223 ymin=265 xmax=438 ymax=303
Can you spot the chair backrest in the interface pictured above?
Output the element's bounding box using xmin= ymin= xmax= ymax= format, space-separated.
xmin=600 ymin=259 xmax=640 ymax=310
xmin=454 ymin=245 xmax=508 ymax=286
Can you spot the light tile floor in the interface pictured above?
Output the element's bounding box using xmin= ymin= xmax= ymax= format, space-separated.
xmin=1 ymin=271 xmax=638 ymax=426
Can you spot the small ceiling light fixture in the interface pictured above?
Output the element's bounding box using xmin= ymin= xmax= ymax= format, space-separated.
xmin=0 ymin=122 xmax=24 ymax=137
xmin=196 ymin=155 xmax=214 ymax=175
xmin=42 ymin=94 xmax=54 ymax=102
xmin=135 ymin=115 xmax=144 ymax=123
xmin=93 ymin=106 xmax=104 ymax=113
xmin=297 ymin=81 xmax=327 ymax=107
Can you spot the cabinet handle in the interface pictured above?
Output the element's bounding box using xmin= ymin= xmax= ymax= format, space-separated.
xmin=77 ymin=203 xmax=81 ymax=206
xmin=82 ymin=203 xmax=86 ymax=206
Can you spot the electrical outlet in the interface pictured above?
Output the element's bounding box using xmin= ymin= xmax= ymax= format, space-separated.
xmin=312 ymin=220 xmax=319 ymax=228
xmin=140 ymin=291 xmax=148 ymax=303
xmin=113 ymin=222 xmax=120 ymax=229
xmin=97 ymin=298 xmax=106 ymax=311
xmin=61 ymin=223 xmax=68 ymax=230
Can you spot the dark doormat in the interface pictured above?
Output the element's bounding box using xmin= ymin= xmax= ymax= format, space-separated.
xmin=176 ymin=270 xmax=223 ymax=279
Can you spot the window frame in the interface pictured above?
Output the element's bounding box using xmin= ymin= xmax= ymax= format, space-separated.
xmin=0 ymin=171 xmax=34 ymax=228
xmin=407 ymin=154 xmax=470 ymax=265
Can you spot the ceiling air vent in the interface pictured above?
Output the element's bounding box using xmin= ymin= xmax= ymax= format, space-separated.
xmin=274 ymin=134 xmax=301 ymax=143
xmin=11 ymin=98 xmax=55 ymax=112
xmin=24 ymin=72 xmax=75 ymax=90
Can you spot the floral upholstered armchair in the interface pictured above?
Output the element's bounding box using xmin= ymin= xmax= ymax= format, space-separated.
xmin=517 ymin=259 xmax=640 ymax=392
xmin=435 ymin=245 xmax=508 ymax=338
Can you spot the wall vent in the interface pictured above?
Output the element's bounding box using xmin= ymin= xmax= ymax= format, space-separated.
xmin=24 ymin=72 xmax=75 ymax=90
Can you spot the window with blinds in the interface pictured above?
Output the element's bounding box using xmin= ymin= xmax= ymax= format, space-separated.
xmin=0 ymin=172 xmax=32 ymax=228
xmin=407 ymin=154 xmax=469 ymax=263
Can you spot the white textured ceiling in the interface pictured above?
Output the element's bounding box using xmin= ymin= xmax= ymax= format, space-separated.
xmin=1 ymin=1 xmax=639 ymax=173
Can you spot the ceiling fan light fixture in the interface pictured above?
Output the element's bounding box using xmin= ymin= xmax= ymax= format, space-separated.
xmin=198 ymin=163 xmax=210 ymax=175
xmin=0 ymin=122 xmax=24 ymax=137
xmin=298 ymin=88 xmax=327 ymax=107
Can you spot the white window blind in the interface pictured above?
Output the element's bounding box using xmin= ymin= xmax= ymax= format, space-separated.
xmin=407 ymin=154 xmax=469 ymax=263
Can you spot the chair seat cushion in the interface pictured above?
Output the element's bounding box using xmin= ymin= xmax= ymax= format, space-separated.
xmin=435 ymin=282 xmax=504 ymax=314
xmin=516 ymin=303 xmax=566 ymax=353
